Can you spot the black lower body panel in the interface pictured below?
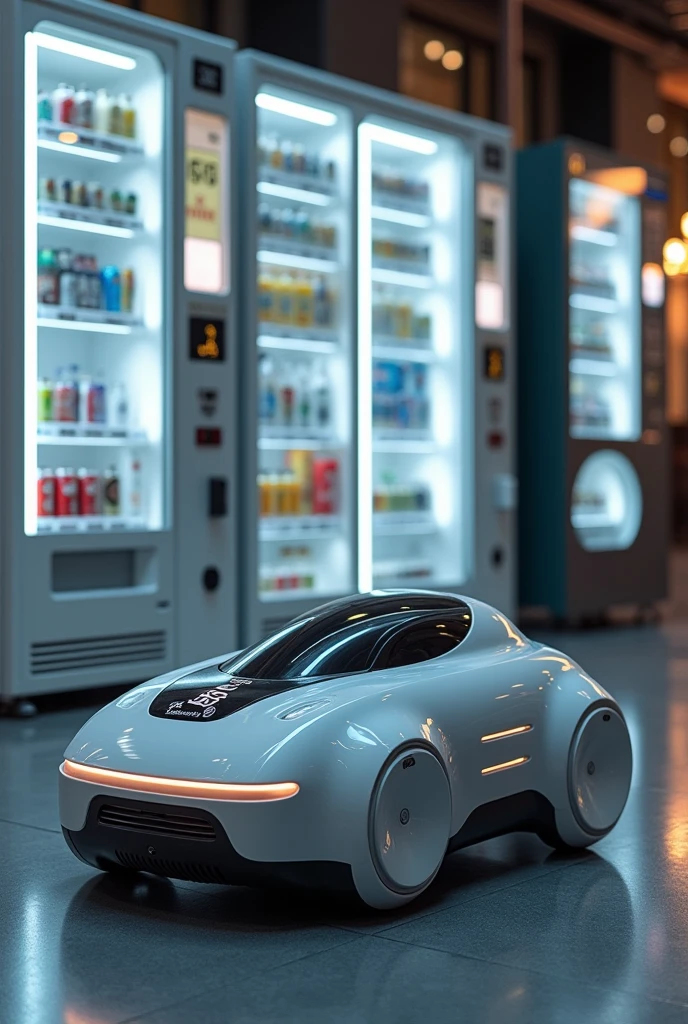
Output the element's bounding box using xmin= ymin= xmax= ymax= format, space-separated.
xmin=64 ymin=794 xmax=355 ymax=893
xmin=447 ymin=790 xmax=562 ymax=853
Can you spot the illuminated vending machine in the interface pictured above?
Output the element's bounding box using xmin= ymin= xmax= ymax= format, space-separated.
xmin=517 ymin=139 xmax=668 ymax=622
xmin=0 ymin=0 xmax=236 ymax=710
xmin=237 ymin=51 xmax=515 ymax=643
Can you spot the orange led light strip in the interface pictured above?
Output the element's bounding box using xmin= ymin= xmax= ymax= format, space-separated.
xmin=62 ymin=760 xmax=299 ymax=802
xmin=481 ymin=725 xmax=533 ymax=743
xmin=481 ymin=756 xmax=530 ymax=776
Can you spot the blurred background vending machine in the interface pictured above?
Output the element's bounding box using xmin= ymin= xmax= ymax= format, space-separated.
xmin=237 ymin=51 xmax=515 ymax=644
xmin=517 ymin=139 xmax=668 ymax=624
xmin=0 ymin=0 xmax=236 ymax=711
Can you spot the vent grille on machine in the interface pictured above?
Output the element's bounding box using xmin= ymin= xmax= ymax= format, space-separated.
xmin=99 ymin=803 xmax=216 ymax=841
xmin=30 ymin=631 xmax=167 ymax=674
xmin=115 ymin=851 xmax=228 ymax=884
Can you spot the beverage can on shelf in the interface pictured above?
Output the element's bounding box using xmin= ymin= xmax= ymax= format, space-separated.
xmin=74 ymin=84 xmax=95 ymax=129
xmin=38 ymin=177 xmax=57 ymax=202
xmin=101 ymin=265 xmax=121 ymax=312
xmin=312 ymin=457 xmax=339 ymax=515
xmin=130 ymin=459 xmax=142 ymax=517
xmin=87 ymin=182 xmax=105 ymax=209
xmin=55 ymin=468 xmax=78 ymax=516
xmin=37 ymin=90 xmax=52 ymax=122
xmin=37 ymin=377 xmax=53 ymax=422
xmin=94 ymin=89 xmax=109 ymax=134
xmin=78 ymin=469 xmax=101 ymax=516
xmin=59 ymin=267 xmax=78 ymax=308
xmin=37 ymin=469 xmax=56 ymax=517
xmin=53 ymin=369 xmax=79 ymax=423
xmin=79 ymin=377 xmax=106 ymax=424
xmin=107 ymin=94 xmax=123 ymax=136
xmin=121 ymin=269 xmax=134 ymax=314
xmin=125 ymin=192 xmax=137 ymax=217
xmin=110 ymin=189 xmax=123 ymax=212
xmin=103 ymin=466 xmax=120 ymax=515
xmin=58 ymin=178 xmax=72 ymax=204
xmin=108 ymin=382 xmax=129 ymax=429
xmin=121 ymin=95 xmax=136 ymax=139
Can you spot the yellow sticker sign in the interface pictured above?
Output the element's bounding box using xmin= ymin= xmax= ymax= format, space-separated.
xmin=185 ymin=147 xmax=220 ymax=242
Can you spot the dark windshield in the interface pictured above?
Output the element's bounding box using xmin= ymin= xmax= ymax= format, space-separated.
xmin=220 ymin=591 xmax=471 ymax=682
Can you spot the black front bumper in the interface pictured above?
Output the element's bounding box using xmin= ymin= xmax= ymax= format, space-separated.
xmin=63 ymin=794 xmax=354 ymax=892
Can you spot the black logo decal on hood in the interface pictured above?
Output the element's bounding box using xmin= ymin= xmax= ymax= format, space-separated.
xmin=148 ymin=667 xmax=299 ymax=722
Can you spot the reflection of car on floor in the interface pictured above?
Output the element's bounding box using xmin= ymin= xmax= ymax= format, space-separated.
xmin=59 ymin=590 xmax=632 ymax=909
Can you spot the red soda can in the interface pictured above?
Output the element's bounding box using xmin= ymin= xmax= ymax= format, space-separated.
xmin=78 ymin=468 xmax=100 ymax=515
xmin=312 ymin=457 xmax=339 ymax=514
xmin=37 ymin=468 xmax=56 ymax=516
xmin=54 ymin=380 xmax=79 ymax=422
xmin=55 ymin=468 xmax=78 ymax=516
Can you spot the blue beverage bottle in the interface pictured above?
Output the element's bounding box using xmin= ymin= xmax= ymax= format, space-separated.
xmin=100 ymin=265 xmax=121 ymax=312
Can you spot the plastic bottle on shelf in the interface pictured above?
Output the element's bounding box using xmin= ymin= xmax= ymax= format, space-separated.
xmin=108 ymin=382 xmax=129 ymax=430
xmin=257 ymin=272 xmax=275 ymax=323
xmin=121 ymin=95 xmax=136 ymax=139
xmin=37 ymin=377 xmax=53 ymax=423
xmin=314 ymin=276 xmax=332 ymax=327
xmin=52 ymin=83 xmax=75 ymax=125
xmin=312 ymin=360 xmax=332 ymax=429
xmin=94 ymin=89 xmax=109 ymax=133
xmin=258 ymin=354 xmax=277 ymax=426
xmin=103 ymin=466 xmax=121 ymax=516
xmin=279 ymin=363 xmax=297 ymax=428
xmin=37 ymin=89 xmax=52 ymax=122
xmin=107 ymin=93 xmax=123 ymax=136
xmin=274 ymin=273 xmax=295 ymax=325
xmin=74 ymin=84 xmax=95 ymax=129
xmin=296 ymin=363 xmax=312 ymax=428
xmin=293 ymin=275 xmax=314 ymax=328
xmin=129 ymin=458 xmax=142 ymax=517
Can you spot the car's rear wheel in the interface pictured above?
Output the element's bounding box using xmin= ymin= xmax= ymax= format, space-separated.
xmin=368 ymin=745 xmax=451 ymax=898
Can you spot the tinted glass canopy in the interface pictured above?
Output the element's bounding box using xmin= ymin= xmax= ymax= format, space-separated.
xmin=221 ymin=591 xmax=472 ymax=682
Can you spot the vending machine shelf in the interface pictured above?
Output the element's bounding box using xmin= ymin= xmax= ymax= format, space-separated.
xmin=259 ymin=514 xmax=341 ymax=541
xmin=257 ymin=236 xmax=338 ymax=265
xmin=37 ymin=514 xmax=147 ymax=535
xmin=37 ymin=305 xmax=143 ymax=332
xmin=37 ymin=201 xmax=143 ymax=236
xmin=259 ymin=428 xmax=339 ymax=450
xmin=372 ymin=341 xmax=434 ymax=362
xmin=570 ymin=224 xmax=618 ymax=247
xmin=257 ymin=168 xmax=337 ymax=204
xmin=37 ymin=121 xmax=144 ymax=160
xmin=257 ymin=330 xmax=338 ymax=354
xmin=371 ymin=266 xmax=432 ymax=289
xmin=37 ymin=425 xmax=148 ymax=445
xmin=373 ymin=511 xmax=436 ymax=535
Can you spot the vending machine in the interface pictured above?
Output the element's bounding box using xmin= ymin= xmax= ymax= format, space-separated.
xmin=517 ymin=139 xmax=668 ymax=622
xmin=0 ymin=0 xmax=237 ymax=709
xmin=237 ymin=51 xmax=515 ymax=643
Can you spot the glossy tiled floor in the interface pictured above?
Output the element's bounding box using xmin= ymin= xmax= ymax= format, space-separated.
xmin=4 ymin=617 xmax=688 ymax=1021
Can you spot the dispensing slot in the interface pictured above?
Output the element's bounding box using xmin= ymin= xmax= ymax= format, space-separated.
xmin=52 ymin=548 xmax=157 ymax=596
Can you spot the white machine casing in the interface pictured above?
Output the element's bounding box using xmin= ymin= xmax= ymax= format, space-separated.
xmin=60 ymin=591 xmax=632 ymax=909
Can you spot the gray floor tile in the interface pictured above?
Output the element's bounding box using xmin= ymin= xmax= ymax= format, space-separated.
xmin=129 ymin=935 xmax=688 ymax=1024
xmin=0 ymin=820 xmax=356 ymax=1024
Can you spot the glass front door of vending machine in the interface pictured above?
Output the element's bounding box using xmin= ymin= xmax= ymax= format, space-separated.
xmin=26 ymin=25 xmax=166 ymax=539
xmin=252 ymin=86 xmax=355 ymax=624
xmin=568 ymin=175 xmax=643 ymax=552
xmin=358 ymin=118 xmax=469 ymax=591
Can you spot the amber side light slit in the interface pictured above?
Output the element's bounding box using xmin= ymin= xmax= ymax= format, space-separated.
xmin=481 ymin=756 xmax=530 ymax=776
xmin=61 ymin=760 xmax=299 ymax=801
xmin=481 ymin=724 xmax=533 ymax=743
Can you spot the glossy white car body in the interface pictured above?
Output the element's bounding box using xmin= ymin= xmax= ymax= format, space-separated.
xmin=59 ymin=591 xmax=632 ymax=909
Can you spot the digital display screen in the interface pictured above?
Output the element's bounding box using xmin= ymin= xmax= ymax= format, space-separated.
xmin=184 ymin=109 xmax=229 ymax=294
xmin=193 ymin=59 xmax=223 ymax=96
xmin=478 ymin=217 xmax=496 ymax=263
xmin=189 ymin=317 xmax=225 ymax=361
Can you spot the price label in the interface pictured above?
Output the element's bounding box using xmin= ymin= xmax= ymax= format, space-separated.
xmin=185 ymin=147 xmax=221 ymax=242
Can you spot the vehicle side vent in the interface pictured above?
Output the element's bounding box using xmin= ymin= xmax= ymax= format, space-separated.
xmin=30 ymin=631 xmax=167 ymax=674
xmin=99 ymin=804 xmax=216 ymax=842
xmin=115 ymin=851 xmax=229 ymax=884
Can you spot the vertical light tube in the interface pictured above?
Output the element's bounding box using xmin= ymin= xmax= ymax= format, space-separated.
xmin=357 ymin=124 xmax=373 ymax=592
xmin=24 ymin=33 xmax=38 ymax=536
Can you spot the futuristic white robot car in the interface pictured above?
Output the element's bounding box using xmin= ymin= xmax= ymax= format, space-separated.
xmin=59 ymin=591 xmax=633 ymax=909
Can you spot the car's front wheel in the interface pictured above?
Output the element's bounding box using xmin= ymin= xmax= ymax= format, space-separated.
xmin=364 ymin=744 xmax=451 ymax=906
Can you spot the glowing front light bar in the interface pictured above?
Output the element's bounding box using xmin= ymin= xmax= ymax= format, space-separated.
xmin=33 ymin=32 xmax=136 ymax=70
xmin=481 ymin=756 xmax=530 ymax=776
xmin=62 ymin=760 xmax=300 ymax=801
xmin=256 ymin=92 xmax=337 ymax=126
xmin=37 ymin=318 xmax=132 ymax=335
xmin=256 ymin=250 xmax=338 ymax=273
xmin=37 ymin=214 xmax=134 ymax=239
xmin=371 ymin=206 xmax=430 ymax=228
xmin=481 ymin=725 xmax=533 ymax=743
xmin=37 ymin=139 xmax=122 ymax=163
xmin=365 ymin=123 xmax=438 ymax=155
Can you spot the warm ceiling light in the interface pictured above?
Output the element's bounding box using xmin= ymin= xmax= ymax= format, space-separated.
xmin=424 ymin=39 xmax=445 ymax=61
xmin=664 ymin=237 xmax=687 ymax=266
xmin=61 ymin=760 xmax=300 ymax=801
xmin=568 ymin=152 xmax=586 ymax=176
xmin=441 ymin=49 xmax=464 ymax=71
xmin=647 ymin=113 xmax=666 ymax=134
xmin=681 ymin=212 xmax=688 ymax=238
xmin=670 ymin=135 xmax=688 ymax=157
